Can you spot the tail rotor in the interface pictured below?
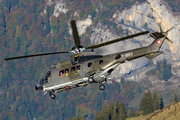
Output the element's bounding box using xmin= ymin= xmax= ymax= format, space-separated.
xmin=158 ymin=22 xmax=174 ymax=44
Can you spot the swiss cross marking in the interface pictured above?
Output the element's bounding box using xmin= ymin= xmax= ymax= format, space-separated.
xmin=157 ymin=40 xmax=161 ymax=44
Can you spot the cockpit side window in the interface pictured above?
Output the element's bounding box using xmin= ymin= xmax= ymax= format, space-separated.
xmin=39 ymin=78 xmax=44 ymax=85
xmin=88 ymin=62 xmax=92 ymax=67
xmin=99 ymin=60 xmax=103 ymax=65
xmin=45 ymin=71 xmax=51 ymax=83
xmin=46 ymin=71 xmax=51 ymax=77
xmin=40 ymin=71 xmax=51 ymax=85
xmin=59 ymin=70 xmax=64 ymax=77
xmin=77 ymin=65 xmax=81 ymax=70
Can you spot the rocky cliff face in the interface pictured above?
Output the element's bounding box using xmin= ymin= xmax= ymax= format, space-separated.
xmin=114 ymin=0 xmax=180 ymax=61
xmin=90 ymin=0 xmax=180 ymax=80
xmin=46 ymin=0 xmax=180 ymax=81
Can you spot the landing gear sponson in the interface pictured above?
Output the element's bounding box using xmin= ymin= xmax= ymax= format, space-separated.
xmin=88 ymin=75 xmax=106 ymax=90
xmin=88 ymin=75 xmax=95 ymax=83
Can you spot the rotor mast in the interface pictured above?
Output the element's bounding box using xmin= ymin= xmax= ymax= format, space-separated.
xmin=70 ymin=20 xmax=85 ymax=54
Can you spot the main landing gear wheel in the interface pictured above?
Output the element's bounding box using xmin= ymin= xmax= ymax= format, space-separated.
xmin=99 ymin=84 xmax=105 ymax=90
xmin=49 ymin=93 xmax=56 ymax=99
xmin=88 ymin=76 xmax=94 ymax=83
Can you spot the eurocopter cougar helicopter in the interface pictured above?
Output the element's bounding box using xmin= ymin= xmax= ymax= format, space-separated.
xmin=4 ymin=20 xmax=173 ymax=99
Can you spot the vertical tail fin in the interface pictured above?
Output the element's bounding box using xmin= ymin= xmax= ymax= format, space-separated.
xmin=148 ymin=33 xmax=166 ymax=51
xmin=148 ymin=23 xmax=174 ymax=51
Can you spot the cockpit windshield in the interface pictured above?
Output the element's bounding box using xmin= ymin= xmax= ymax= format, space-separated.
xmin=39 ymin=70 xmax=51 ymax=85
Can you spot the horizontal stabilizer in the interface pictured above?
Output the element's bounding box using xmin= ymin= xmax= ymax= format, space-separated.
xmin=145 ymin=51 xmax=162 ymax=59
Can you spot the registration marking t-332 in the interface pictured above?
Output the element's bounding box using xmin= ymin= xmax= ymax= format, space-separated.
xmin=122 ymin=52 xmax=133 ymax=58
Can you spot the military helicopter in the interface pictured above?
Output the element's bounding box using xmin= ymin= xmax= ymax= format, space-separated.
xmin=4 ymin=20 xmax=173 ymax=99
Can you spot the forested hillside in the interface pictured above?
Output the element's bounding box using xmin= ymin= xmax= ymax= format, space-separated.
xmin=146 ymin=59 xmax=172 ymax=81
xmin=0 ymin=0 xmax=150 ymax=119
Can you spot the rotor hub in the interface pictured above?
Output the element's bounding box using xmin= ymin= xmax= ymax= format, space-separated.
xmin=71 ymin=45 xmax=85 ymax=54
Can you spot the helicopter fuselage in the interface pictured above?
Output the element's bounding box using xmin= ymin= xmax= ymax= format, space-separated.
xmin=4 ymin=19 xmax=173 ymax=99
xmin=41 ymin=35 xmax=166 ymax=94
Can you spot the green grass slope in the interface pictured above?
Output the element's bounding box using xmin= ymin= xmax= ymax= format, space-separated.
xmin=127 ymin=102 xmax=180 ymax=120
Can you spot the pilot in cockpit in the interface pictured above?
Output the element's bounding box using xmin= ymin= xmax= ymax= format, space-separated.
xmin=39 ymin=78 xmax=44 ymax=85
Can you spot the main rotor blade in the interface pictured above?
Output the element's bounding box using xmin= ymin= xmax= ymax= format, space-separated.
xmin=4 ymin=51 xmax=69 ymax=60
xmin=86 ymin=31 xmax=149 ymax=49
xmin=71 ymin=20 xmax=81 ymax=47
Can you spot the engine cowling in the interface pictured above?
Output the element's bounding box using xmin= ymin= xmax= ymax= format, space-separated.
xmin=114 ymin=54 xmax=121 ymax=59
xmin=71 ymin=56 xmax=80 ymax=65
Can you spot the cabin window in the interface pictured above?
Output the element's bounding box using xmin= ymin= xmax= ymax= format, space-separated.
xmin=88 ymin=62 xmax=92 ymax=67
xmin=65 ymin=69 xmax=69 ymax=76
xmin=65 ymin=69 xmax=69 ymax=73
xmin=77 ymin=65 xmax=81 ymax=70
xmin=99 ymin=60 xmax=103 ymax=65
xmin=71 ymin=67 xmax=75 ymax=71
xmin=59 ymin=70 xmax=64 ymax=77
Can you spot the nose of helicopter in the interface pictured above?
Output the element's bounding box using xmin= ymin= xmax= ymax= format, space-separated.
xmin=35 ymin=85 xmax=38 ymax=90
xmin=35 ymin=84 xmax=43 ymax=91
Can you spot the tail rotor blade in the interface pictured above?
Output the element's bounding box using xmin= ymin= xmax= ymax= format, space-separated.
xmin=157 ymin=23 xmax=174 ymax=44
xmin=158 ymin=22 xmax=163 ymax=33
xmin=166 ymin=37 xmax=173 ymax=44
xmin=166 ymin=26 xmax=174 ymax=33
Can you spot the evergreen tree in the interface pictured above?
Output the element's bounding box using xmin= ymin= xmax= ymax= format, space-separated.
xmin=174 ymin=93 xmax=178 ymax=104
xmin=119 ymin=102 xmax=127 ymax=120
xmin=161 ymin=59 xmax=172 ymax=81
xmin=148 ymin=59 xmax=172 ymax=81
xmin=71 ymin=115 xmax=78 ymax=120
xmin=160 ymin=97 xmax=164 ymax=109
xmin=46 ymin=5 xmax=54 ymax=17
xmin=139 ymin=95 xmax=145 ymax=111
xmin=146 ymin=90 xmax=154 ymax=114
xmin=152 ymin=89 xmax=160 ymax=111
xmin=0 ymin=11 xmax=5 ymax=28
xmin=120 ymin=77 xmax=125 ymax=87
xmin=95 ymin=111 xmax=101 ymax=120
xmin=129 ymin=109 xmax=135 ymax=117
xmin=100 ymin=104 xmax=109 ymax=120
xmin=111 ymin=107 xmax=118 ymax=120
xmin=142 ymin=90 xmax=154 ymax=115
xmin=115 ymin=100 xmax=121 ymax=120
xmin=79 ymin=115 xmax=85 ymax=120
xmin=107 ymin=103 xmax=114 ymax=120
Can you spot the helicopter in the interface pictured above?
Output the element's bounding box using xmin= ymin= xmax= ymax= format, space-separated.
xmin=4 ymin=20 xmax=174 ymax=99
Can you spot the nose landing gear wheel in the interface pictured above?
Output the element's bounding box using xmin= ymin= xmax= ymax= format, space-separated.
xmin=88 ymin=76 xmax=94 ymax=83
xmin=49 ymin=93 xmax=56 ymax=99
xmin=99 ymin=84 xmax=105 ymax=90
